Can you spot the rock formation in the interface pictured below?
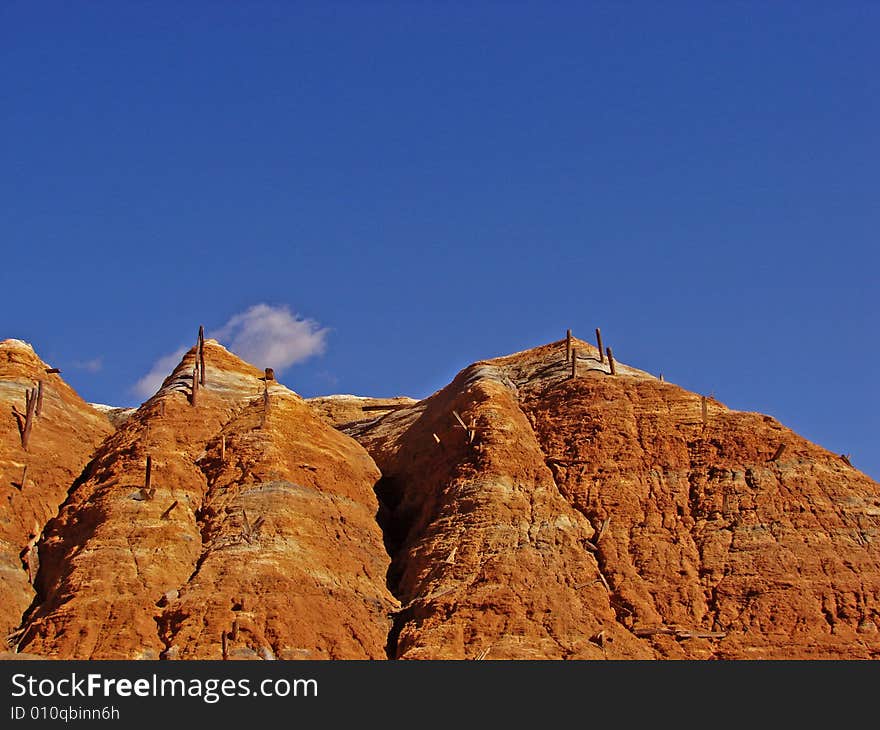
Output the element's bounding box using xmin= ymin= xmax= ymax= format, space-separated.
xmin=347 ymin=338 xmax=880 ymax=658
xmin=4 ymin=334 xmax=879 ymax=659
xmin=307 ymin=395 xmax=417 ymax=429
xmin=0 ymin=339 xmax=113 ymax=643
xmin=15 ymin=341 xmax=395 ymax=659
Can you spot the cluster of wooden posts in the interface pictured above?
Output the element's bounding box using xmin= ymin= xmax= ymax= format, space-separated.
xmin=13 ymin=377 xmax=51 ymax=489
xmin=17 ymin=380 xmax=44 ymax=451
xmin=565 ymin=328 xmax=615 ymax=378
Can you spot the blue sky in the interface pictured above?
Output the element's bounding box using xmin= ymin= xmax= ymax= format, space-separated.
xmin=2 ymin=2 xmax=877 ymax=479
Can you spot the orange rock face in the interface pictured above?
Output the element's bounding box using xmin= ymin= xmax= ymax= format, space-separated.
xmin=349 ymin=339 xmax=880 ymax=659
xmin=5 ymin=335 xmax=879 ymax=660
xmin=16 ymin=341 xmax=395 ymax=659
xmin=307 ymin=395 xmax=417 ymax=430
xmin=0 ymin=340 xmax=113 ymax=643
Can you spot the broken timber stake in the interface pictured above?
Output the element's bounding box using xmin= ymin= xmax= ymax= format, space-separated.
xmin=566 ymin=329 xmax=572 ymax=362
xmin=597 ymin=517 xmax=611 ymax=541
xmin=596 ymin=328 xmax=604 ymax=363
xmin=606 ymin=347 xmax=616 ymax=375
xmin=35 ymin=381 xmax=44 ymax=417
xmin=198 ymin=325 xmax=206 ymax=385
xmin=571 ymin=349 xmax=578 ymax=379
xmin=144 ymin=455 xmax=153 ymax=496
xmin=160 ymin=500 xmax=178 ymax=520
xmin=452 ymin=410 xmax=475 ymax=443
xmin=659 ymin=373 xmax=664 ymax=383
xmin=840 ymin=454 xmax=852 ymax=466
xmin=231 ymin=619 xmax=239 ymax=641
xmin=264 ymin=367 xmax=275 ymax=381
xmin=18 ymin=465 xmax=27 ymax=490
xmin=771 ymin=443 xmax=786 ymax=461
xmin=21 ymin=386 xmax=37 ymax=450
xmin=674 ymin=629 xmax=727 ymax=640
xmin=191 ymin=364 xmax=200 ymax=406
xmin=701 ymin=396 xmax=708 ymax=426
xmin=221 ymin=631 xmax=228 ymax=660
xmin=452 ymin=410 xmax=468 ymax=430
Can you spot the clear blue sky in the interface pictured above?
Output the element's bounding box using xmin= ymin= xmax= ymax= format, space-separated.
xmin=2 ymin=2 xmax=877 ymax=479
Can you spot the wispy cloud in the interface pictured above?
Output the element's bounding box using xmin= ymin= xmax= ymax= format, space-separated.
xmin=132 ymin=305 xmax=328 ymax=400
xmin=212 ymin=304 xmax=329 ymax=372
xmin=132 ymin=346 xmax=188 ymax=399
xmin=71 ymin=356 xmax=103 ymax=373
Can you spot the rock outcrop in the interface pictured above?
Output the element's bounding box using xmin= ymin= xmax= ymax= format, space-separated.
xmin=15 ymin=341 xmax=396 ymax=659
xmin=5 ymin=334 xmax=879 ymax=660
xmin=347 ymin=338 xmax=880 ymax=659
xmin=0 ymin=339 xmax=113 ymax=643
xmin=307 ymin=395 xmax=417 ymax=430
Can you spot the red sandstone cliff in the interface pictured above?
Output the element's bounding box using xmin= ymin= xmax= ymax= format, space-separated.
xmin=0 ymin=340 xmax=113 ymax=644
xmin=348 ymin=338 xmax=880 ymax=659
xmin=4 ymin=334 xmax=878 ymax=660
xmin=14 ymin=341 xmax=395 ymax=659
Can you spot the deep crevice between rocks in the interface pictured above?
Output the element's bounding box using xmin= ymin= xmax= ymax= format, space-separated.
xmin=372 ymin=474 xmax=408 ymax=659
xmin=10 ymin=455 xmax=103 ymax=653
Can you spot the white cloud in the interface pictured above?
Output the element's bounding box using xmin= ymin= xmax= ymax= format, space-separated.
xmin=132 ymin=346 xmax=188 ymax=399
xmin=131 ymin=305 xmax=327 ymax=400
xmin=213 ymin=304 xmax=328 ymax=372
xmin=72 ymin=356 xmax=103 ymax=373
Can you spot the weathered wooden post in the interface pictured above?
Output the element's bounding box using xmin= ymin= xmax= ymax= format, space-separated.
xmin=35 ymin=381 xmax=44 ymax=417
xmin=145 ymin=455 xmax=153 ymax=495
xmin=191 ymin=363 xmax=200 ymax=406
xmin=606 ymin=347 xmax=616 ymax=375
xmin=264 ymin=367 xmax=275 ymax=381
xmin=571 ymin=348 xmax=577 ymax=379
xmin=701 ymin=396 xmax=708 ymax=426
xmin=596 ymin=328 xmax=604 ymax=363
xmin=21 ymin=386 xmax=37 ymax=450
xmin=565 ymin=329 xmax=572 ymax=362
xmin=659 ymin=373 xmax=664 ymax=383
xmin=19 ymin=464 xmax=27 ymax=490
xmin=160 ymin=500 xmax=178 ymax=520
xmin=198 ymin=326 xmax=206 ymax=385
xmin=771 ymin=443 xmax=786 ymax=461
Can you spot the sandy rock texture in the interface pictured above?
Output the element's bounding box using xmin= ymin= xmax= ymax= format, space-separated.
xmin=5 ymin=334 xmax=878 ymax=660
xmin=307 ymin=395 xmax=417 ymax=429
xmin=0 ymin=340 xmax=113 ymax=643
xmin=348 ymin=338 xmax=880 ymax=659
xmin=15 ymin=341 xmax=395 ymax=659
